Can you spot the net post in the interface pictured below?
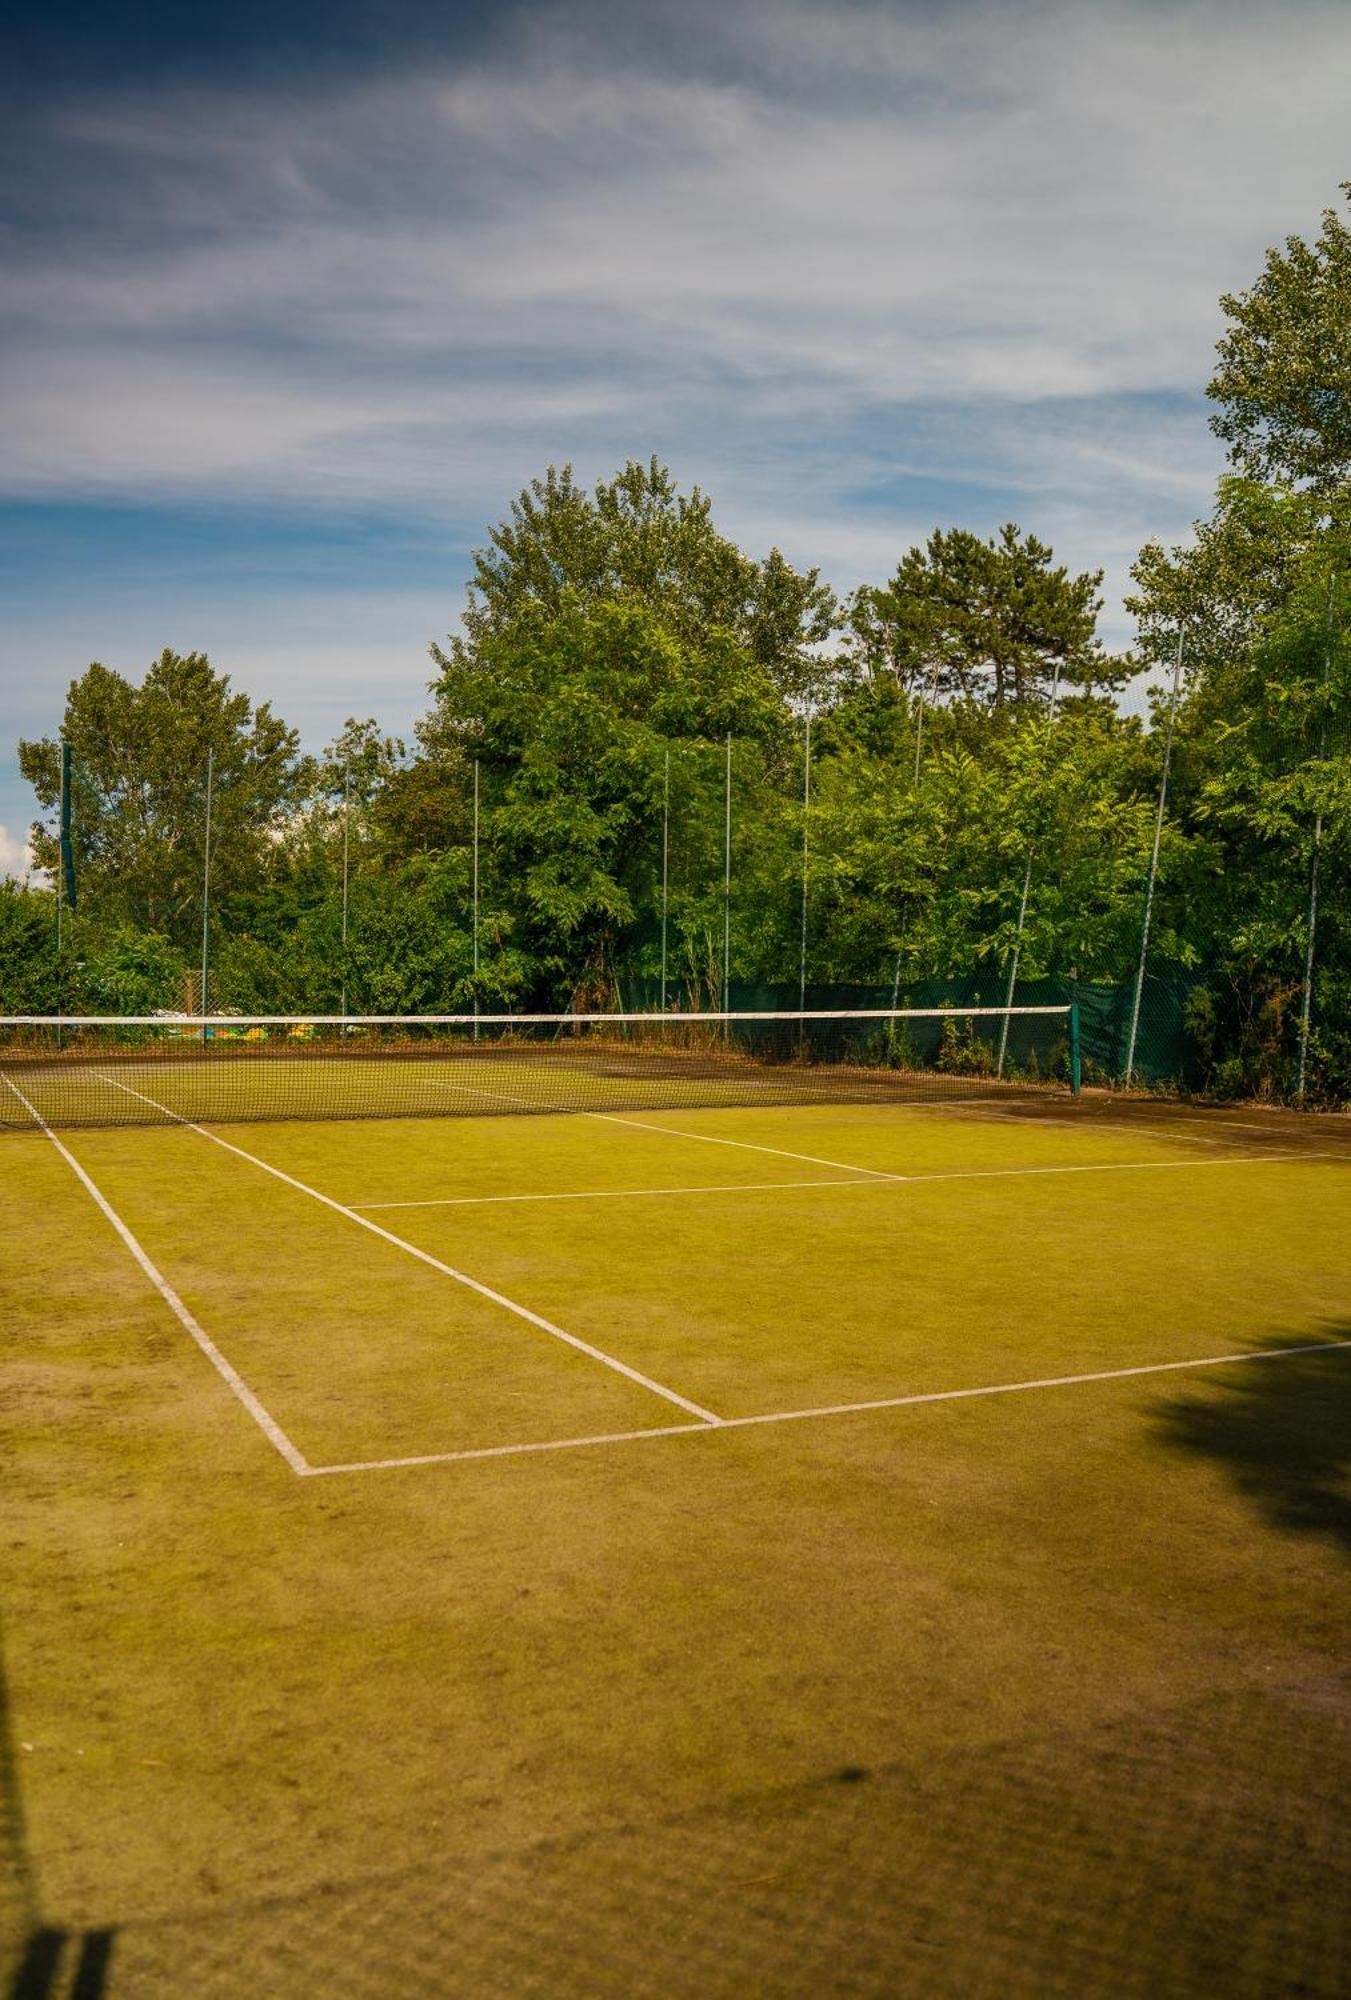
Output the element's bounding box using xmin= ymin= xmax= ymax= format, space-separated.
xmin=1068 ymin=972 xmax=1082 ymax=1097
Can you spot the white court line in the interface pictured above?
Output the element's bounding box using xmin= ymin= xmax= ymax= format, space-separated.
xmin=419 ymin=1072 xmax=1338 ymax=1179
xmin=95 ymin=1073 xmax=722 ymax=1428
xmin=348 ymin=1150 xmax=1311 ymax=1211
xmin=901 ymin=1153 xmax=1307 ymax=1185
xmin=306 ymin=1336 xmax=1351 ymax=1475
xmin=2 ymin=1074 xmax=310 ymax=1475
xmin=351 ymin=1176 xmax=866 ymax=1210
xmin=586 ymin=1110 xmax=897 ymax=1178
xmin=583 ymin=1112 xmax=1318 ymax=1183
xmin=424 ymin=1073 xmax=895 ymax=1177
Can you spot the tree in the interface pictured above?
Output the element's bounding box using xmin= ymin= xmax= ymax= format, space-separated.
xmin=0 ymin=882 xmax=60 ymax=1010
xmin=1126 ymin=479 xmax=1326 ymax=677
xmin=1126 ymin=189 xmax=1351 ymax=1100
xmin=848 ymin=524 xmax=1122 ymax=709
xmin=429 ymin=594 xmax=785 ymax=1003
xmin=1172 ymin=560 xmax=1350 ymax=1100
xmin=317 ymin=717 xmax=407 ymax=809
xmin=801 ymin=702 xmax=1164 ymax=989
xmin=437 ymin=458 xmax=839 ymax=702
xmin=1208 ymin=186 xmax=1351 ymax=498
xmin=18 ymin=652 xmax=310 ymax=948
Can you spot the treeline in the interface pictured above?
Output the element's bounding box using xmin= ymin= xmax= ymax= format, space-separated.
xmin=5 ymin=192 xmax=1349 ymax=1104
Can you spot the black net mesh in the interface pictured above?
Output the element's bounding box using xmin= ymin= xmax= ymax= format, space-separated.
xmin=0 ymin=1009 xmax=1073 ymax=1131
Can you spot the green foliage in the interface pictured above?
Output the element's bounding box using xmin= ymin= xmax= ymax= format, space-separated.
xmin=438 ymin=457 xmax=839 ymax=702
xmin=1170 ymin=558 xmax=1350 ymax=1099
xmin=8 ymin=187 xmax=1351 ymax=1114
xmin=1127 ymin=479 xmax=1331 ymax=679
xmin=1208 ymin=185 xmax=1351 ymax=496
xmin=0 ymin=882 xmax=60 ymax=1011
xmin=78 ymin=924 xmax=183 ymax=1014
xmin=430 ymin=593 xmax=784 ymax=1003
xmin=848 ymin=523 xmax=1123 ymax=707
xmin=18 ymin=651 xmax=311 ymax=948
xmin=318 ymin=718 xmax=408 ymax=807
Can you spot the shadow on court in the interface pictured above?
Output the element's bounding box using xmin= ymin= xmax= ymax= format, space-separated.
xmin=982 ymin=1091 xmax=1351 ymax=1159
xmin=2 ymin=1684 xmax=1345 ymax=1999
xmin=0 ymin=1611 xmax=112 ymax=2000
xmin=1152 ymin=1329 xmax=1351 ymax=1555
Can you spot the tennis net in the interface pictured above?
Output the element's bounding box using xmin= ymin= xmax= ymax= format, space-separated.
xmin=0 ymin=1007 xmax=1077 ymax=1132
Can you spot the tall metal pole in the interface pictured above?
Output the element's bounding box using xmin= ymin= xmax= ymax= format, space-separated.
xmin=660 ymin=747 xmax=670 ymax=1013
xmin=1125 ymin=627 xmax=1186 ymax=1085
xmin=200 ymin=747 xmax=214 ymax=1035
xmin=894 ymin=660 xmax=942 ymax=1033
xmin=722 ymin=732 xmax=732 ymax=1021
xmin=340 ymin=763 xmax=351 ymax=1020
xmin=1297 ymin=574 xmax=1337 ymax=1100
xmin=996 ymin=854 xmax=1034 ymax=1077
xmin=799 ymin=710 xmax=812 ymax=1014
xmin=55 ymin=738 xmax=65 ymax=1038
xmin=913 ymin=658 xmax=940 ymax=786
xmin=472 ymin=758 xmax=480 ymax=1041
xmin=997 ymin=665 xmax=1062 ymax=1075
xmin=887 ymin=946 xmax=904 ymax=1057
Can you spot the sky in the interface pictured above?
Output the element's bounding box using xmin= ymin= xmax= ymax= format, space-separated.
xmin=2 ymin=0 xmax=1348 ymax=874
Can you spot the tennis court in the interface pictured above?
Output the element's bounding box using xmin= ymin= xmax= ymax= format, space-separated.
xmin=4 ymin=1017 xmax=1350 ymax=1995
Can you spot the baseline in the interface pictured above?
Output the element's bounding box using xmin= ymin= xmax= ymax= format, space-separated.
xmin=306 ymin=1337 xmax=1351 ymax=1476
xmin=96 ymin=1073 xmax=722 ymax=1428
xmin=2 ymin=1074 xmax=310 ymax=1475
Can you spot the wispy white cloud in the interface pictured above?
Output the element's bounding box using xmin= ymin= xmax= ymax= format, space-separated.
xmin=0 ymin=0 xmax=1347 ymax=844
xmin=2 ymin=0 xmax=1346 ymax=508
xmin=0 ymin=823 xmax=37 ymax=880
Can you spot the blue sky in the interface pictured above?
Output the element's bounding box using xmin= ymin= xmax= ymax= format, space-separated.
xmin=3 ymin=0 xmax=1348 ymax=872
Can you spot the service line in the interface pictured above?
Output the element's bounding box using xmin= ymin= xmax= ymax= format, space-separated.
xmin=347 ymin=1149 xmax=1311 ymax=1211
xmin=306 ymin=1337 xmax=1351 ymax=1476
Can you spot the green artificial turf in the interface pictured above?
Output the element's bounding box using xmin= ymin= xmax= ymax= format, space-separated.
xmin=2 ymin=1095 xmax=1348 ymax=1995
